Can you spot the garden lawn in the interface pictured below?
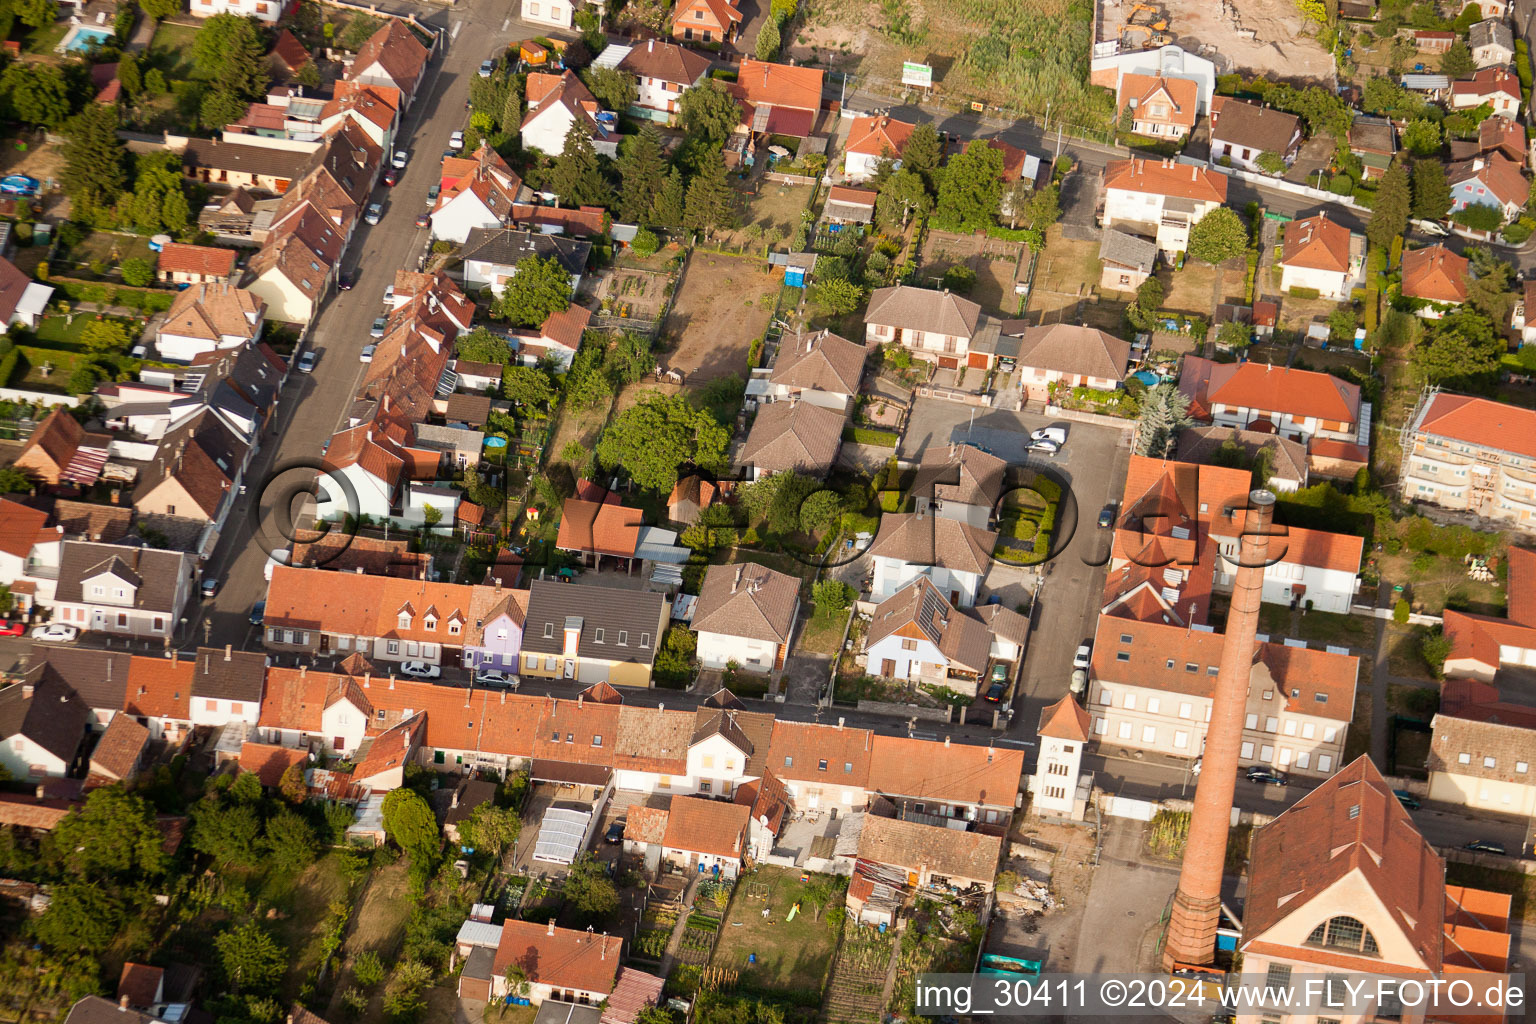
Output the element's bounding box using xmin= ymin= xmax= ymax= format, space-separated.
xmin=33 ymin=315 xmax=92 ymax=348
xmin=148 ymin=21 xmax=201 ymax=78
xmin=711 ymin=866 xmax=841 ymax=995
xmin=798 ymin=605 xmax=848 ymax=656
xmin=1256 ymin=605 xmax=1374 ymax=649
xmin=14 ymin=347 xmax=87 ymax=389
xmin=266 ymin=852 xmax=354 ymax=999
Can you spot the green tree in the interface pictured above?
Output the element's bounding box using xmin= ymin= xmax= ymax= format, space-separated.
xmin=139 ymin=0 xmax=179 ymax=18
xmin=15 ymin=0 xmax=56 ymax=29
xmin=607 ymin=331 xmax=654 ymax=385
xmin=81 ymin=320 xmax=129 ymax=353
xmin=459 ymin=803 xmax=521 ymax=860
xmin=119 ymin=257 xmax=155 ymax=287
xmin=769 ymin=0 xmax=797 ymax=19
xmin=45 ymin=787 xmax=165 ymax=880
xmin=422 ymin=504 xmax=442 ymax=527
xmin=875 ymin=167 xmax=930 ymax=229
xmin=192 ymin=13 xmax=269 ymax=100
xmin=630 ymin=227 xmax=660 ymax=258
xmin=1 ymin=64 xmax=73 ymax=129
xmin=550 ymin=119 xmax=607 ymax=207
xmin=1217 ymin=319 xmax=1250 ymax=350
xmin=1411 ymin=308 xmax=1503 ymax=387
xmin=901 ymin=122 xmax=942 ymax=193
xmin=1254 ymin=151 xmax=1287 ymax=175
xmin=1421 ymin=626 xmax=1453 ymax=678
xmin=353 ymin=952 xmax=386 ymax=989
xmin=650 ymin=167 xmax=687 ymax=231
xmin=814 ymin=277 xmax=865 ymax=315
xmin=215 ymin=920 xmax=286 ymax=994
xmin=1440 ymin=38 xmax=1475 ymax=77
xmin=1411 ymin=160 xmax=1451 ymax=221
xmin=117 ymin=55 xmax=142 ymax=99
xmin=799 ymin=489 xmax=841 ymax=534
xmin=676 ymin=80 xmax=742 ymax=144
xmin=381 ymin=787 xmax=440 ymax=864
xmin=616 ymin=122 xmax=668 ymax=225
xmin=143 ymin=68 xmax=166 ymax=96
xmin=1452 ymin=2 xmax=1482 ymax=31
xmin=1124 ymin=275 xmax=1165 ymax=332
xmin=932 ymin=140 xmax=1003 ymax=233
xmin=502 ymin=366 xmax=556 ymax=409
xmin=595 ymin=391 xmax=730 ymax=492
xmin=1465 ymin=246 xmax=1514 ymax=320
xmin=190 ymin=797 xmax=262 ymax=866
xmin=1134 ymin=382 xmax=1191 ymax=457
xmin=35 ymin=883 xmax=124 ymax=953
xmin=199 ymin=87 xmax=250 ymax=132
xmin=754 ymin=15 xmax=780 ymax=60
xmin=563 ymin=854 xmax=618 ymax=921
xmin=262 ymin=808 xmax=317 ymax=870
xmin=1402 ymin=118 xmax=1442 ymax=156
xmin=582 ymin=66 xmax=637 ymax=112
xmin=1367 ymin=163 xmax=1411 ymax=250
xmin=382 ymin=961 xmax=434 ymax=1020
xmin=456 ymin=326 xmax=511 ymax=364
xmin=1187 ymin=206 xmax=1248 ymax=264
xmin=0 ymin=469 xmax=32 ymax=493
xmin=278 ymin=762 xmax=307 ymax=804
xmin=494 ymin=255 xmax=572 ymax=327
xmin=684 ymin=150 xmax=736 ymax=234
xmin=229 ymin=769 xmax=263 ymax=803
xmin=812 ymin=578 xmax=855 ymax=615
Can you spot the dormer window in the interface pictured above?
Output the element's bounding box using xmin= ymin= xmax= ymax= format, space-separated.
xmin=398 ymin=613 xmax=412 ymax=629
xmin=449 ymin=621 xmax=461 ymax=635
xmin=544 ymin=623 xmax=554 ymax=638
xmin=424 ymin=616 xmax=437 ymax=631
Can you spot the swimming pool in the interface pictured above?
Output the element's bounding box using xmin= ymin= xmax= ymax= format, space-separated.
xmin=59 ymin=25 xmax=113 ymax=53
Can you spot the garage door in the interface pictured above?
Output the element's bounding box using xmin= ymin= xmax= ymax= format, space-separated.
xmin=937 ymin=356 xmax=960 ymax=370
xmin=576 ymin=659 xmax=609 ymax=684
xmin=458 ymin=976 xmax=491 ymax=1001
xmin=967 ymin=352 xmax=990 ymax=369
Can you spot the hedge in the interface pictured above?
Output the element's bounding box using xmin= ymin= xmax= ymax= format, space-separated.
xmin=53 ymin=277 xmax=176 ymax=314
xmin=1288 ymin=286 xmax=1321 ymax=299
xmin=843 ymin=426 xmax=899 ymax=447
xmin=878 ymin=489 xmax=905 ymax=512
xmin=0 ymin=348 xmax=18 ymax=387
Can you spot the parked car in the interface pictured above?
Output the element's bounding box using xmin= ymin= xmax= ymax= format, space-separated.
xmin=1069 ymin=668 xmax=1087 ymax=694
xmin=382 ymin=169 xmax=398 ymax=187
xmin=990 ymin=662 xmax=1009 ymax=683
xmin=338 ymin=272 xmax=354 ymax=290
xmin=1245 ymin=766 xmax=1289 ymax=787
xmin=0 ymin=174 xmax=39 ymax=196
xmin=249 ymin=601 xmax=266 ymax=626
xmin=1072 ymin=643 xmax=1092 ymax=670
xmin=383 ymin=285 xmax=395 ymax=305
xmin=415 ymin=213 xmax=430 ymax=228
xmin=391 ymin=150 xmax=409 ymax=169
xmin=399 ymin=661 xmax=441 ymax=680
xmin=30 ymin=623 xmax=77 ymax=642
xmin=449 ymin=130 xmax=465 ymax=151
xmin=371 ymin=316 xmax=387 ymax=338
xmin=364 ymin=202 xmax=383 ymax=225
xmin=983 ymin=681 xmax=1007 ymax=703
xmin=1463 ymin=839 xmax=1507 ymax=855
xmin=1393 ymin=789 xmax=1421 ymax=811
xmin=1098 ymin=504 xmax=1116 ymax=529
xmin=604 ymin=820 xmax=625 ymax=844
xmin=478 ymin=58 xmax=495 ymax=77
xmin=1031 ymin=426 xmax=1067 ymax=445
xmin=1027 ymin=439 xmax=1059 ymax=456
xmin=296 ymin=350 xmax=317 ymax=373
xmin=476 ymin=668 xmax=514 ymax=686
xmin=0 ymin=620 xmax=25 ymax=636
xmin=360 ymin=344 xmax=377 ymax=363
xmin=200 ymin=577 xmax=220 ymax=599
xmin=426 ymin=184 xmax=440 ymax=206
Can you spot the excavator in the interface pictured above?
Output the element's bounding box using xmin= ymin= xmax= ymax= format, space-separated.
xmin=1119 ymin=2 xmax=1173 ymax=49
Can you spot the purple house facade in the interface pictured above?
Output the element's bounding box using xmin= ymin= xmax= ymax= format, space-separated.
xmin=468 ymin=594 xmax=525 ymax=673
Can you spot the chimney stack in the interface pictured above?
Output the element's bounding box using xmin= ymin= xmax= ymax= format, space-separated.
xmin=21 ymin=685 xmax=32 ymax=699
xmin=224 ymin=644 xmax=232 ymax=662
xmin=120 ymin=996 xmax=130 ymax=1011
xmin=547 ymin=918 xmax=556 ymax=937
xmin=1163 ymin=490 xmax=1276 ymax=971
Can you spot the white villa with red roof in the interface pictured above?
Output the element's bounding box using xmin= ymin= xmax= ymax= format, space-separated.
xmin=1179 ymin=356 xmax=1367 ymax=452
xmin=843 ymin=114 xmax=917 ymax=182
xmin=1400 ymin=390 xmax=1536 ymax=528
xmin=521 ymin=71 xmax=617 ymax=158
xmin=1277 ymin=212 xmax=1363 ymax=301
xmin=1100 ymin=158 xmax=1227 ymax=255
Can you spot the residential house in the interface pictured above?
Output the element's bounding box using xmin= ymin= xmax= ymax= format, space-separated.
xmin=1348 ymin=116 xmax=1395 ymax=180
xmin=288 ymin=531 xmax=432 ymax=578
xmin=521 ymin=72 xmax=617 ymax=159
xmin=1100 ymin=158 xmax=1228 ymax=255
xmin=1514 ymin=279 xmax=1536 ymax=343
xmin=1180 ymin=355 xmax=1365 ymax=447
xmin=460 ymin=228 xmax=590 ymax=297
xmin=489 ymin=920 xmax=621 ymax=1003
xmin=465 ymin=585 xmax=529 ymax=675
xmin=1426 ymin=677 xmax=1536 ymax=815
xmin=271 ymin=29 xmax=311 ymax=77
xmin=616 ymin=40 xmax=712 ymax=123
xmin=346 ymin=20 xmax=431 ymax=109
xmin=1115 ymin=74 xmax=1199 ymax=141
xmin=156 ymin=283 xmax=265 ymax=363
xmin=1448 ymin=151 xmax=1527 ymax=221
xmin=0 ymin=677 xmax=88 ymax=778
xmin=866 ymin=733 xmax=1022 ymax=824
xmin=556 ymin=492 xmax=643 ymax=572
xmin=1087 ymin=44 xmax=1216 ymax=116
xmin=1098 ymin=229 xmax=1158 ymax=292
xmin=866 ymin=509 xmax=995 ymax=610
xmin=1237 ymin=757 xmax=1512 ymax=1024
xmin=453 ymin=359 xmax=503 ymax=394
xmin=124 ymin=652 xmax=195 ymax=744
xmin=1478 ymin=114 xmax=1526 ymax=161
xmin=843 ymin=115 xmax=917 ymax=181
xmin=156 ymin=242 xmax=237 ymax=285
xmin=1400 ymin=244 xmax=1469 ymax=316
xmin=190 ymin=643 xmax=267 ymax=727
xmin=519 ymin=580 xmax=668 ymax=687
xmin=661 ymin=795 xmax=751 ymax=878
xmin=908 ymin=443 xmax=1006 ymax=529
xmin=243 ymin=199 xmax=346 ymax=324
xmin=856 ymin=814 xmax=1002 ymax=891
xmin=822 ymin=185 xmax=877 ymax=226
xmin=188 ymin=0 xmax=290 ymax=23
xmin=13 ymin=409 xmax=111 ymax=489
xmin=510 ymin=304 xmax=592 ymax=371
xmin=669 ymin=0 xmax=742 ymax=44
xmin=692 ymin=562 xmax=800 ymax=672
xmin=1088 ymin=617 xmax=1358 ymax=776
xmin=1398 ymin=390 xmax=1536 ymax=526
xmin=864 ymin=576 xmax=994 ymax=691
xmin=320 ymin=81 xmax=401 ymax=152
xmin=1470 ymin=18 xmax=1516 ymax=68
xmin=1032 ymin=695 xmax=1090 ymax=819
xmin=63 ymin=998 xmax=160 ymax=1024
xmin=0 ymin=499 xmax=63 ymax=610
xmin=1450 ymin=67 xmax=1521 ymax=117
xmin=86 ymin=713 xmax=149 ymax=786
xmin=131 ymin=408 xmax=251 ymax=530
xmin=726 ymin=60 xmax=824 ymax=139
xmin=198 ymin=187 xmax=262 ymax=240
xmin=50 ymin=542 xmax=193 ymax=639
xmin=441 ymin=777 xmax=498 ymax=843
xmin=115 ymin=965 xmax=165 ymax=1012
xmin=760 ymin=330 xmax=866 ymax=413
xmin=863 ymin=284 xmax=984 ymax=368
xmin=521 ymin=0 xmax=578 ymax=29
xmin=352 ymin=714 xmax=424 ymax=791
xmin=1278 ymin=212 xmax=1363 ymax=300
xmin=429 ymin=143 xmax=527 ymax=244
xmin=0 ymin=256 xmax=51 ymax=333
xmin=180 ymin=137 xmax=308 ymax=192
xmin=767 ymin=719 xmax=873 ymax=812
xmin=739 ymin=399 xmax=844 ymax=480
xmin=1440 ymin=546 xmax=1536 ymax=682
xmin=999 ymin=322 xmax=1133 ymax=403
xmin=1208 ymin=97 xmax=1303 ymax=172
xmin=1176 ymin=426 xmax=1309 ymax=492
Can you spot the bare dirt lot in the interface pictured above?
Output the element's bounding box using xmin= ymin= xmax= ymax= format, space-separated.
xmin=1161 ymin=260 xmax=1247 ymax=315
xmin=1098 ymin=0 xmax=1336 ymax=84
xmin=1026 ymin=226 xmax=1129 ymax=332
xmin=720 ymin=180 xmax=817 ymax=250
xmin=658 ymin=253 xmax=779 ymax=384
xmin=918 ymin=230 xmax=1027 ymax=316
xmin=579 ymin=267 xmax=673 ymax=322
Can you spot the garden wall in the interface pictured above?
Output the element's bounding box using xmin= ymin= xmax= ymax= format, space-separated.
xmin=0 ymin=387 xmax=79 ymax=408
xmin=914 ymin=384 xmax=991 ymax=407
xmin=1042 ymin=404 xmax=1135 ymax=430
xmin=855 ymin=698 xmax=952 ymax=722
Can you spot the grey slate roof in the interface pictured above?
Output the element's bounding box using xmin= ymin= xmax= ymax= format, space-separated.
xmin=520 ymin=580 xmax=666 ymax=666
xmin=0 ymin=675 xmax=88 ymax=767
xmin=1470 ymin=19 xmax=1514 ymax=53
xmin=191 ymin=645 xmax=268 ymax=702
xmin=54 ymin=542 xmax=190 ymax=614
xmin=1099 ymin=229 xmax=1158 ymax=273
xmin=460 ymin=228 xmax=592 ymax=277
xmin=31 ymin=646 xmax=133 ymax=712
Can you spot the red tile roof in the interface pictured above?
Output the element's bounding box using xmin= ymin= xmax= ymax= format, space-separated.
xmin=492 ymin=920 xmax=622 ymax=995
xmin=1401 ymin=244 xmax=1469 ymax=304
xmin=124 ymin=655 xmax=194 ymax=721
xmin=1413 ymin=391 xmax=1536 ymax=460
xmin=0 ymin=498 xmax=49 ymax=558
xmin=767 ymin=720 xmax=873 ymax=787
xmin=1103 ymin=158 xmax=1227 ymax=202
xmin=557 ymin=497 xmax=642 ymax=558
xmin=158 ymin=242 xmax=237 ymax=279
xmin=1037 ymin=695 xmax=1090 ymax=741
xmin=867 ymin=735 xmax=1023 ymax=808
xmin=1505 ymin=545 xmax=1536 ymax=626
xmin=272 ymin=29 xmax=310 ymax=72
xmin=661 ymin=795 xmax=750 ymax=859
xmin=1281 ymin=213 xmax=1352 ymax=273
xmin=846 ymin=115 xmax=916 ymax=157
xmin=89 ymin=714 xmax=148 ymax=781
xmin=353 ymin=713 xmax=423 ymax=783
xmin=116 ymin=964 xmax=163 ymax=1009
xmin=239 ymin=741 xmax=309 ymax=788
xmin=1450 ymin=67 xmax=1520 ymax=104
xmin=827 ymin=185 xmax=877 ymax=207
xmin=1118 ymin=74 xmax=1199 ymax=131
xmin=1180 ymin=356 xmax=1361 ymax=426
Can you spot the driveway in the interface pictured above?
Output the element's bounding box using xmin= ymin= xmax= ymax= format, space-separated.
xmin=1057 ymin=166 xmax=1102 ymax=243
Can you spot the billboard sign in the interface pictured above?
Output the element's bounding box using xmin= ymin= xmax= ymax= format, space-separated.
xmin=901 ymin=61 xmax=932 ymax=88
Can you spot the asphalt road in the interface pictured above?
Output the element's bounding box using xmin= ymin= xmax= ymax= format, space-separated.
xmin=190 ymin=4 xmax=539 ymax=650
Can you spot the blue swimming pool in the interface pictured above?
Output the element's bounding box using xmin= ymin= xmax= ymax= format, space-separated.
xmin=62 ymin=25 xmax=113 ymax=53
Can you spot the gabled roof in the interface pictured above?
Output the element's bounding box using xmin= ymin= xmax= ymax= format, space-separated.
xmin=1478 ymin=115 xmax=1525 ymax=158
xmin=732 ymin=58 xmax=821 ymax=112
xmin=192 ymin=644 xmax=268 ymax=702
xmin=1450 ymin=66 xmax=1520 ymax=102
xmin=0 ymin=498 xmax=50 ymax=559
xmin=1470 ymin=17 xmax=1515 ymax=51
xmin=866 ymin=576 xmax=992 ymax=673
xmin=1242 ymin=756 xmax=1444 ymax=971
xmin=556 ymin=497 xmax=643 ymax=558
xmin=520 ymin=580 xmax=666 ymax=666
xmin=866 ymin=513 xmax=996 ymax=575
xmin=54 ymin=542 xmax=188 ymax=613
xmin=160 ymin=282 xmax=264 ymax=343
xmin=740 ymin=400 xmax=844 ymax=478
xmin=1118 ymin=74 xmax=1199 ymax=130
xmin=354 ymin=713 xmax=424 ymax=782
xmin=846 ymin=115 xmax=916 ymax=157
xmin=769 ymin=330 xmax=866 ymax=396
xmin=1005 ymin=323 xmax=1132 ymax=381
xmin=1448 ymin=151 xmax=1528 ymax=207
xmin=238 ymin=741 xmax=309 ymax=787
xmin=0 ymin=676 xmax=88 ymax=766
xmin=460 ymin=228 xmax=590 ymax=277
xmin=272 ymin=29 xmax=310 ymax=72
xmin=1411 ymin=391 xmax=1536 ymax=460
xmin=124 ymin=652 xmax=194 ymax=721
xmin=767 ymin=720 xmax=873 ymax=786
xmin=867 ymin=730 xmax=1023 ymax=807
xmin=858 ymin=813 xmax=1003 ymax=881
xmin=348 ymin=20 xmax=430 ymax=94
xmin=669 ymin=0 xmax=742 ymax=31
xmin=523 ymin=70 xmax=603 ymax=134
xmin=1099 ymin=229 xmax=1158 ymax=273
xmin=1179 ymin=355 xmax=1361 ymax=425
xmin=492 ymin=920 xmax=622 ymax=995
xmin=611 ymin=705 xmax=691 ymax=773
xmin=625 ymin=805 xmax=669 ymax=844
xmin=909 ymin=443 xmax=1007 ymax=511
xmin=661 ymin=794 xmax=750 ymax=858
xmin=692 ymin=562 xmax=800 ymax=644
xmin=89 ymin=713 xmax=148 ymax=780
xmin=1281 ymin=212 xmax=1352 ymax=273
xmin=1103 ymin=158 xmax=1228 ymax=203
xmin=158 ymin=242 xmax=237 ymax=279
xmin=616 ymin=39 xmax=711 ymax=86
xmin=1175 ymin=426 xmax=1309 ymax=487
xmin=864 ymin=284 xmax=983 ymax=337
xmin=1401 ymin=245 xmax=1468 ymax=305
xmin=16 ymin=408 xmax=86 ymax=478
xmin=1210 ymin=96 xmax=1302 ymax=152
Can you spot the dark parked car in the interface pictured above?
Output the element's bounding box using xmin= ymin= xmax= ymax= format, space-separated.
xmin=249 ymin=601 xmax=266 ymax=626
xmin=983 ymin=681 xmax=1007 ymax=704
xmin=1393 ymin=789 xmax=1421 ymax=811
xmin=338 ymin=272 xmax=354 ymax=290
xmin=1098 ymin=504 xmax=1116 ymax=529
xmin=1244 ymin=766 xmax=1289 ymax=787
xmin=604 ymin=821 xmax=625 ymax=844
xmin=1463 ymin=839 xmax=1506 ymax=855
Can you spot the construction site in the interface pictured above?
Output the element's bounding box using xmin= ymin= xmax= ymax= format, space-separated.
xmin=1095 ymin=0 xmax=1337 ymax=83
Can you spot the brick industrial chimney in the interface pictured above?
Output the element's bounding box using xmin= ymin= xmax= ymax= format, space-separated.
xmin=1162 ymin=489 xmax=1276 ymax=971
